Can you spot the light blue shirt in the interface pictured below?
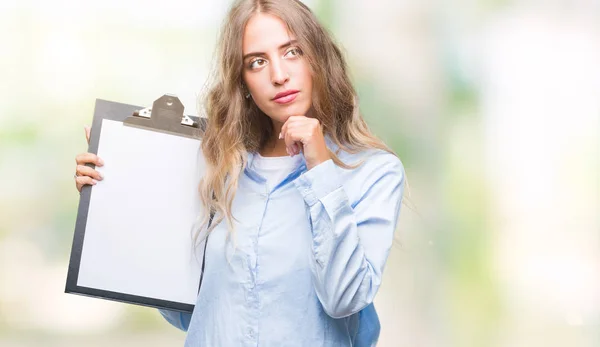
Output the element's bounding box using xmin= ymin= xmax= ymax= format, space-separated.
xmin=159 ymin=144 xmax=405 ymax=346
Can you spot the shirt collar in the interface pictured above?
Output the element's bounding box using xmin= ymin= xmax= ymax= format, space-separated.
xmin=243 ymin=135 xmax=338 ymax=184
xmin=245 ymin=151 xmax=307 ymax=184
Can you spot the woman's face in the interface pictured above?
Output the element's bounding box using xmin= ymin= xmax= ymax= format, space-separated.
xmin=242 ymin=13 xmax=313 ymax=126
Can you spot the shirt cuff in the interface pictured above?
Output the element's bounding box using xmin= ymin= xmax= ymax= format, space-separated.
xmin=293 ymin=159 xmax=341 ymax=206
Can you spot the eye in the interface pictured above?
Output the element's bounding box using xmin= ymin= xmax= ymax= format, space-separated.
xmin=284 ymin=47 xmax=302 ymax=58
xmin=249 ymin=58 xmax=267 ymax=69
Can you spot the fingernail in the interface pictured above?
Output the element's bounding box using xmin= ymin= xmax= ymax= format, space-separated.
xmin=92 ymin=179 xmax=98 ymax=185
xmin=98 ymin=158 xmax=104 ymax=166
xmin=278 ymin=132 xmax=282 ymax=139
xmin=98 ymin=172 xmax=104 ymax=180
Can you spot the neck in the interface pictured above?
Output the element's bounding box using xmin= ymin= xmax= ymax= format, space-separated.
xmin=259 ymin=120 xmax=287 ymax=157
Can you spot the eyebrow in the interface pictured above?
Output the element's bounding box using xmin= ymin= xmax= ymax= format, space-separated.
xmin=242 ymin=40 xmax=298 ymax=60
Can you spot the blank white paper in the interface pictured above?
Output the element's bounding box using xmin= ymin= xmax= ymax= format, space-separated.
xmin=77 ymin=119 xmax=206 ymax=305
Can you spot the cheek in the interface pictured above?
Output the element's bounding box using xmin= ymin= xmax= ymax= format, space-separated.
xmin=245 ymin=75 xmax=270 ymax=102
xmin=302 ymin=69 xmax=313 ymax=103
xmin=243 ymin=73 xmax=259 ymax=94
xmin=300 ymin=63 xmax=313 ymax=87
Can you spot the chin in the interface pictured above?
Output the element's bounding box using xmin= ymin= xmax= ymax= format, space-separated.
xmin=270 ymin=114 xmax=291 ymax=125
xmin=264 ymin=103 xmax=311 ymax=124
xmin=285 ymin=104 xmax=311 ymax=118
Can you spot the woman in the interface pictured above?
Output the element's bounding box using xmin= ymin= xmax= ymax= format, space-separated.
xmin=74 ymin=0 xmax=405 ymax=346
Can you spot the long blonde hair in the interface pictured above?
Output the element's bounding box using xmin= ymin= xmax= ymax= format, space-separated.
xmin=196 ymin=0 xmax=398 ymax=245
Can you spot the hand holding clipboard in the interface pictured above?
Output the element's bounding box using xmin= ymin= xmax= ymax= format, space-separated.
xmin=66 ymin=95 xmax=209 ymax=313
xmin=74 ymin=126 xmax=104 ymax=192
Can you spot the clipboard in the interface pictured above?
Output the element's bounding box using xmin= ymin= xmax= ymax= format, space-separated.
xmin=66 ymin=95 xmax=210 ymax=313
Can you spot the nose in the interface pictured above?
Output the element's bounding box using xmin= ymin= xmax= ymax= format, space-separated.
xmin=270 ymin=59 xmax=289 ymax=86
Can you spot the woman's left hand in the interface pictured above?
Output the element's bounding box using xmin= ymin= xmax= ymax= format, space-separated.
xmin=280 ymin=116 xmax=331 ymax=170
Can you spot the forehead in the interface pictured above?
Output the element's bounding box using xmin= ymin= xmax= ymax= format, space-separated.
xmin=242 ymin=13 xmax=295 ymax=53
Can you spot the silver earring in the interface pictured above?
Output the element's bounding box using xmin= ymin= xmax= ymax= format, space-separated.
xmin=241 ymin=83 xmax=251 ymax=99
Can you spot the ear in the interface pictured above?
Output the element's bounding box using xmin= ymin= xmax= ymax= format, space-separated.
xmin=241 ymin=82 xmax=251 ymax=99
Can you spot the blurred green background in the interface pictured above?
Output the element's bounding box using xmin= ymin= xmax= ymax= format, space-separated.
xmin=1 ymin=0 xmax=598 ymax=346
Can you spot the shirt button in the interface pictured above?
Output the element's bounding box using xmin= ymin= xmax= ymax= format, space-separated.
xmin=248 ymin=328 xmax=255 ymax=338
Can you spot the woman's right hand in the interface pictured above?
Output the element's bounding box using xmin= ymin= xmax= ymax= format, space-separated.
xmin=75 ymin=125 xmax=104 ymax=193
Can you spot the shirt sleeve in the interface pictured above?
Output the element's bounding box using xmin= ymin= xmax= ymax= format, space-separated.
xmin=293 ymin=156 xmax=405 ymax=319
xmin=158 ymin=309 xmax=192 ymax=332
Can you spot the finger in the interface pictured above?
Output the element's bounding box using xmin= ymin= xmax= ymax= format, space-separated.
xmin=293 ymin=131 xmax=309 ymax=154
xmin=285 ymin=127 xmax=300 ymax=155
xmin=280 ymin=120 xmax=293 ymax=155
xmin=279 ymin=121 xmax=290 ymax=155
xmin=75 ymin=175 xmax=98 ymax=192
xmin=75 ymin=152 xmax=104 ymax=167
xmin=283 ymin=125 xmax=300 ymax=156
xmin=288 ymin=133 xmax=305 ymax=156
xmin=280 ymin=115 xmax=305 ymax=139
xmin=294 ymin=121 xmax=320 ymax=146
xmin=292 ymin=124 xmax=312 ymax=151
xmin=76 ymin=165 xmax=104 ymax=181
xmin=84 ymin=125 xmax=91 ymax=144
xmin=281 ymin=116 xmax=309 ymax=155
xmin=279 ymin=117 xmax=292 ymax=141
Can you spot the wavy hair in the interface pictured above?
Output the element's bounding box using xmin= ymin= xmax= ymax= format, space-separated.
xmin=196 ymin=0 xmax=399 ymax=246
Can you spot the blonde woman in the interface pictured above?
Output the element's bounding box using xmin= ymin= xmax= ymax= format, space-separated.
xmin=74 ymin=0 xmax=405 ymax=345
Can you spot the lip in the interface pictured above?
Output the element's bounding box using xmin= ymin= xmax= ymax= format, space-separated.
xmin=272 ymin=90 xmax=299 ymax=104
